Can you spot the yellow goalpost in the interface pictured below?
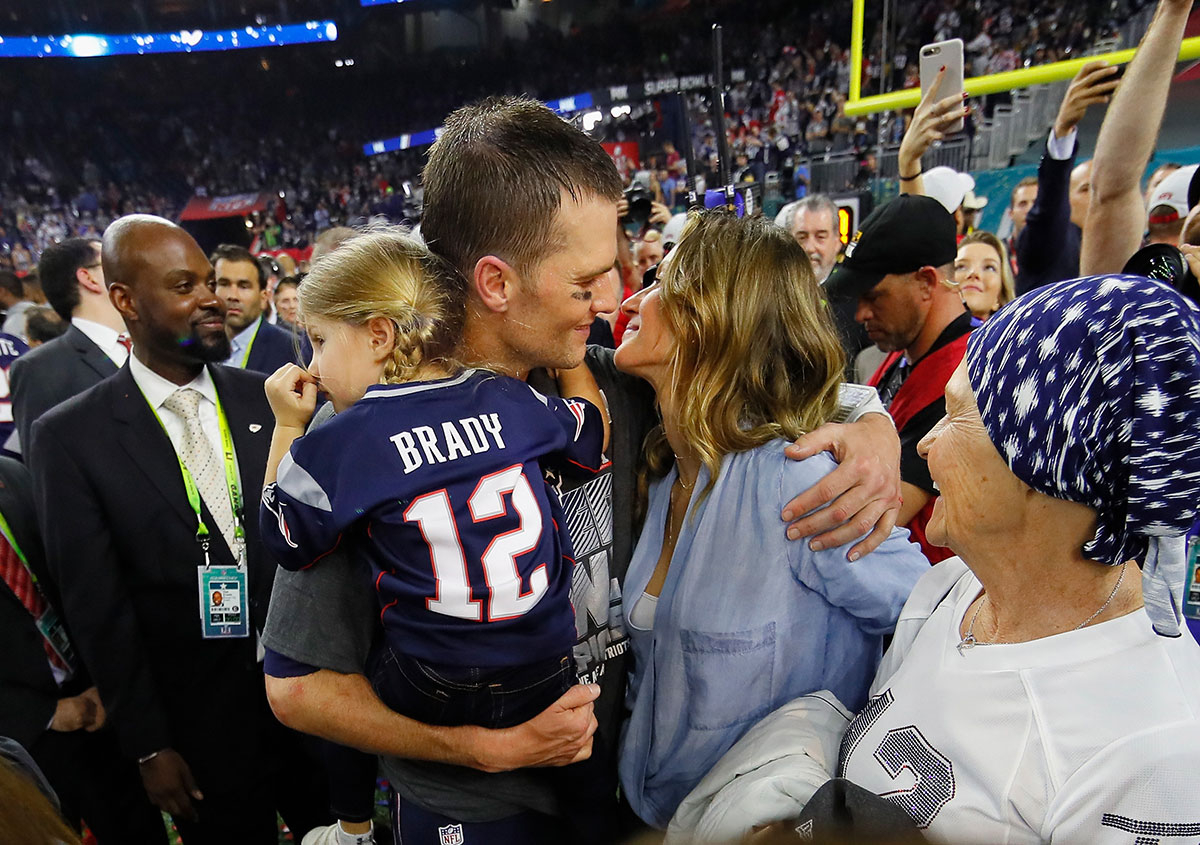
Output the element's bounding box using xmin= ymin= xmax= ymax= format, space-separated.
xmin=844 ymin=0 xmax=1200 ymax=117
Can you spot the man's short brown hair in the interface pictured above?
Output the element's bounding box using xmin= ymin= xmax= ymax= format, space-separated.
xmin=210 ymin=244 xmax=264 ymax=289
xmin=420 ymin=96 xmax=623 ymax=280
xmin=1010 ymin=175 xmax=1038 ymax=206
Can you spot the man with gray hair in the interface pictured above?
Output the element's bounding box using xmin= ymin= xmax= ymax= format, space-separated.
xmin=779 ymin=195 xmax=874 ymax=376
xmin=785 ymin=194 xmax=842 ymax=284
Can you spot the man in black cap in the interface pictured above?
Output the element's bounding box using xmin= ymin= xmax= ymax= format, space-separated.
xmin=826 ymin=194 xmax=971 ymax=564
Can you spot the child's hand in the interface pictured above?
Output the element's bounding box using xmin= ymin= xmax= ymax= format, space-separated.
xmin=265 ymin=364 xmax=318 ymax=430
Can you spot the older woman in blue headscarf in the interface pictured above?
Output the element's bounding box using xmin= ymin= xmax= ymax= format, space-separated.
xmin=830 ymin=275 xmax=1200 ymax=842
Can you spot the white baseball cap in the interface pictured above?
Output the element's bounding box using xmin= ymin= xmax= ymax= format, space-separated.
xmin=1147 ymin=164 xmax=1200 ymax=224
xmin=661 ymin=212 xmax=691 ymax=250
xmin=922 ymin=166 xmax=980 ymax=214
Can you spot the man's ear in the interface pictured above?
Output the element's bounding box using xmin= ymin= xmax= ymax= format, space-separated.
xmin=76 ymin=266 xmax=105 ymax=296
xmin=913 ymin=266 xmax=941 ymax=299
xmin=109 ymin=284 xmax=137 ymax=325
xmin=259 ymin=286 xmax=271 ymax=312
xmin=472 ymin=256 xmax=519 ymax=314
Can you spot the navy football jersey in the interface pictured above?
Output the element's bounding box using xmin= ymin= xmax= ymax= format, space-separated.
xmin=261 ymin=369 xmax=607 ymax=668
xmin=0 ymin=332 xmax=29 ymax=453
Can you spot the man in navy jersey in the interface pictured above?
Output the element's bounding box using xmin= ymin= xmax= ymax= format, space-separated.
xmin=262 ymin=97 xmax=903 ymax=845
xmin=0 ymin=330 xmax=29 ymax=456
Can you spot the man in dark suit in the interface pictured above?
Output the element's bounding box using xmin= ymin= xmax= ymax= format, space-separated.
xmin=1015 ymin=61 xmax=1119 ymax=295
xmin=0 ymin=456 xmax=167 ymax=843
xmin=211 ymin=244 xmax=302 ymax=376
xmin=29 ymin=216 xmax=329 ymax=843
xmin=11 ymin=237 xmax=129 ymax=462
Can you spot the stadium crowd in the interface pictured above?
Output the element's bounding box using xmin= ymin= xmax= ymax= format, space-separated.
xmin=0 ymin=0 xmax=1149 ymax=269
xmin=2 ymin=0 xmax=1200 ymax=843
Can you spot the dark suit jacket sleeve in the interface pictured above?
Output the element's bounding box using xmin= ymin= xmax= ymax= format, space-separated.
xmin=11 ymin=354 xmax=51 ymax=460
xmin=11 ymin=331 xmax=117 ymax=462
xmin=1015 ymin=136 xmax=1077 ymax=295
xmin=245 ymin=321 xmax=304 ymax=376
xmin=29 ymin=420 xmax=172 ymax=759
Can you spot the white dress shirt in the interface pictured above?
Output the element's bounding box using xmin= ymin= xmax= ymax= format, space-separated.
xmin=128 ymin=353 xmax=260 ymax=654
xmin=1046 ymin=127 xmax=1078 ymax=161
xmin=71 ymin=317 xmax=129 ymax=367
xmin=128 ymin=353 xmax=223 ymax=459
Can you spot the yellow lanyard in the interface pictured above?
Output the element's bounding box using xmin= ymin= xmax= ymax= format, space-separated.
xmin=139 ymin=385 xmax=245 ymax=559
xmin=238 ymin=317 xmax=263 ymax=369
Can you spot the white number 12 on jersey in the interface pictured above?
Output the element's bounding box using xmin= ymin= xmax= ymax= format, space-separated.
xmin=404 ymin=464 xmax=548 ymax=622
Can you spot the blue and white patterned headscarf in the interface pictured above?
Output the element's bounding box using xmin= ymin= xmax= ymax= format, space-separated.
xmin=966 ymin=275 xmax=1200 ymax=637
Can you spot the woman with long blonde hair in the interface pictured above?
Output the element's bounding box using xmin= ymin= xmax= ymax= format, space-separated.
xmin=951 ymin=231 xmax=1015 ymax=320
xmin=613 ymin=212 xmax=928 ymax=829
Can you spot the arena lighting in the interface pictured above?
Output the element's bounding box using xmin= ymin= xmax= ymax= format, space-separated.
xmin=581 ymin=110 xmax=603 ymax=132
xmin=364 ymin=91 xmax=593 ymax=155
xmin=359 ymin=0 xmax=417 ymax=5
xmin=0 ymin=20 xmax=338 ymax=58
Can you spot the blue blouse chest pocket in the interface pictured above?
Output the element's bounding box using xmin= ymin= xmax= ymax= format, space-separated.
xmin=679 ymin=621 xmax=776 ymax=731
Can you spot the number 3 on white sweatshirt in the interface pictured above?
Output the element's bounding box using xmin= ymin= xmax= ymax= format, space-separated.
xmin=404 ymin=464 xmax=548 ymax=622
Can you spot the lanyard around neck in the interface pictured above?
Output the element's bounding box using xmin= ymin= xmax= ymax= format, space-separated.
xmin=139 ymin=383 xmax=245 ymax=554
xmin=238 ymin=317 xmax=263 ymax=369
xmin=0 ymin=510 xmax=35 ymax=578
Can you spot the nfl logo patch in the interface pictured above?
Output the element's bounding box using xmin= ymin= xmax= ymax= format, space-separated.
xmin=437 ymin=823 xmax=465 ymax=845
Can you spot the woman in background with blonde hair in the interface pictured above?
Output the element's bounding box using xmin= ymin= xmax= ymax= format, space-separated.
xmin=952 ymin=231 xmax=1015 ymax=320
xmin=613 ymin=212 xmax=928 ymax=829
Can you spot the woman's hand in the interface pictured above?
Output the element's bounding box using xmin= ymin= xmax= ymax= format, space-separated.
xmin=265 ymin=363 xmax=318 ymax=430
xmin=898 ymin=66 xmax=968 ymax=191
xmin=782 ymin=413 xmax=903 ymax=561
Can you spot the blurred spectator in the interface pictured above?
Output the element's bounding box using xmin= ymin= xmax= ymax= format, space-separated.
xmin=23 ymin=307 xmax=67 ymax=348
xmin=1145 ymin=164 xmax=1199 ymax=246
xmin=0 ymin=272 xmax=36 ymax=341
xmin=22 ymin=274 xmax=47 ymax=306
xmin=311 ymin=227 xmax=358 ymax=264
xmin=634 ymin=231 xmax=665 ymax=279
xmin=273 ymin=277 xmax=302 ymax=329
xmin=1144 ymin=162 xmax=1182 ymax=207
xmin=921 ymin=167 xmax=986 ymax=238
xmin=1006 ymin=176 xmax=1039 ymax=269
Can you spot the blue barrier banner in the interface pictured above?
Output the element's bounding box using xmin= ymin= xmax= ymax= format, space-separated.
xmin=363 ymin=92 xmax=593 ymax=156
xmin=0 ymin=20 xmax=338 ymax=58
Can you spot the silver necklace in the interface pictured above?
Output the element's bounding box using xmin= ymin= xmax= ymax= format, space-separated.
xmin=957 ymin=562 xmax=1128 ymax=656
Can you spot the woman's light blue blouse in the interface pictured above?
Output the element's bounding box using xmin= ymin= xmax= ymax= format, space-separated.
xmin=618 ymin=440 xmax=929 ymax=828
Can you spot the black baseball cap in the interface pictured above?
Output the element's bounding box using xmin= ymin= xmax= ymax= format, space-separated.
xmin=825 ymin=194 xmax=958 ymax=301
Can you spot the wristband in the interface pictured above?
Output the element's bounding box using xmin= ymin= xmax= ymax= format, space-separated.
xmin=899 ymin=169 xmax=922 ymax=181
xmin=137 ymin=750 xmax=161 ymax=765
